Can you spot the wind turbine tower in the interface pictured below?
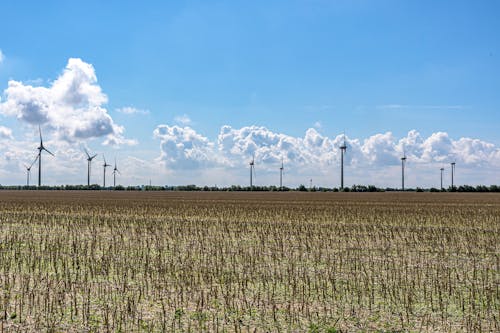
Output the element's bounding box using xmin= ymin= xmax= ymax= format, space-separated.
xmin=451 ymin=162 xmax=456 ymax=189
xmin=25 ymin=164 xmax=31 ymax=187
xmin=25 ymin=156 xmax=38 ymax=187
xmin=84 ymin=148 xmax=97 ymax=186
xmin=113 ymin=158 xmax=120 ymax=187
xmin=401 ymin=150 xmax=407 ymax=191
xmin=339 ymin=133 xmax=347 ymax=189
xmin=36 ymin=126 xmax=54 ymax=187
xmin=249 ymin=155 xmax=255 ymax=190
xmin=103 ymin=156 xmax=111 ymax=188
xmin=279 ymin=158 xmax=284 ymax=190
xmin=440 ymin=167 xmax=444 ymax=190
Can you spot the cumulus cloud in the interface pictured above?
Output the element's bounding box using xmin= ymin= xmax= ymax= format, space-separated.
xmin=0 ymin=49 xmax=4 ymax=63
xmin=155 ymin=125 xmax=500 ymax=175
xmin=0 ymin=58 xmax=134 ymax=146
xmin=153 ymin=125 xmax=216 ymax=169
xmin=361 ymin=132 xmax=398 ymax=165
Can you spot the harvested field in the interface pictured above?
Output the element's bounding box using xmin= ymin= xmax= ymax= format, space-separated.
xmin=0 ymin=191 xmax=498 ymax=332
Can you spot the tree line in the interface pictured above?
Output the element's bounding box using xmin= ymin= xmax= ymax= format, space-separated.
xmin=1 ymin=184 xmax=500 ymax=192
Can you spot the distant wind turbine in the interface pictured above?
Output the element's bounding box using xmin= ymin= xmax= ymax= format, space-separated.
xmin=112 ymin=158 xmax=120 ymax=187
xmin=401 ymin=148 xmax=407 ymax=191
xmin=451 ymin=162 xmax=456 ymax=189
xmin=339 ymin=132 xmax=347 ymax=189
xmin=279 ymin=157 xmax=284 ymax=190
xmin=84 ymin=148 xmax=98 ymax=186
xmin=249 ymin=154 xmax=255 ymax=190
xmin=440 ymin=167 xmax=444 ymax=190
xmin=24 ymin=155 xmax=39 ymax=187
xmin=103 ymin=155 xmax=111 ymax=188
xmin=36 ymin=126 xmax=54 ymax=187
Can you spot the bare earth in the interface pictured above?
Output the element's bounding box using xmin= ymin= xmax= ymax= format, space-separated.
xmin=0 ymin=191 xmax=498 ymax=332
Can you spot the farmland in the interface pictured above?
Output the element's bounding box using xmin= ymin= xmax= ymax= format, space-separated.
xmin=0 ymin=191 xmax=498 ymax=332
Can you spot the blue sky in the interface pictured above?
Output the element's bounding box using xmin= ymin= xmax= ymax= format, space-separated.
xmin=0 ymin=1 xmax=499 ymax=187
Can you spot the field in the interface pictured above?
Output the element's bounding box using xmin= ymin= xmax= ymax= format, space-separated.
xmin=0 ymin=191 xmax=498 ymax=332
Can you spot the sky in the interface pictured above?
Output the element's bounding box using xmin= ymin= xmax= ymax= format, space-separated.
xmin=0 ymin=0 xmax=499 ymax=188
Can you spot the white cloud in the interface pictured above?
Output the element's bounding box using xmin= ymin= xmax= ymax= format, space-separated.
xmin=0 ymin=58 xmax=134 ymax=146
xmin=0 ymin=126 xmax=13 ymax=139
xmin=154 ymin=125 xmax=500 ymax=187
xmin=153 ymin=125 xmax=216 ymax=169
xmin=116 ymin=107 xmax=150 ymax=115
xmin=0 ymin=49 xmax=4 ymax=63
xmin=361 ymin=132 xmax=398 ymax=165
xmin=174 ymin=114 xmax=192 ymax=125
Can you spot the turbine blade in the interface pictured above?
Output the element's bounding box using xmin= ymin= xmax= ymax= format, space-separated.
xmin=29 ymin=155 xmax=39 ymax=168
xmin=84 ymin=148 xmax=91 ymax=159
xmin=43 ymin=147 xmax=55 ymax=156
xmin=39 ymin=125 xmax=42 ymax=143
xmin=90 ymin=154 xmax=97 ymax=160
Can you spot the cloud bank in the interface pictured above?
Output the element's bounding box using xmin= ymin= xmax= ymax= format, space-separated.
xmin=155 ymin=125 xmax=500 ymax=169
xmin=0 ymin=123 xmax=497 ymax=187
xmin=154 ymin=124 xmax=500 ymax=186
xmin=0 ymin=58 xmax=135 ymax=146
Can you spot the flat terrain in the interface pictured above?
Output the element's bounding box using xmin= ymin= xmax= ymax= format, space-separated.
xmin=0 ymin=191 xmax=498 ymax=332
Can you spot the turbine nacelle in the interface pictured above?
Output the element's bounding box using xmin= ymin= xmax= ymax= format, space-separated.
xmin=339 ymin=132 xmax=347 ymax=150
xmin=84 ymin=148 xmax=98 ymax=162
xmin=113 ymin=158 xmax=120 ymax=175
xmin=103 ymin=156 xmax=111 ymax=168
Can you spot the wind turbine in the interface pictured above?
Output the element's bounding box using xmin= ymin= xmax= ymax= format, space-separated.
xmin=339 ymin=132 xmax=347 ymax=189
xmin=451 ymin=162 xmax=456 ymax=189
xmin=112 ymin=158 xmax=120 ymax=187
xmin=279 ymin=157 xmax=284 ymax=190
xmin=440 ymin=167 xmax=444 ymax=190
xmin=102 ymin=155 xmax=111 ymax=188
xmin=401 ymin=148 xmax=407 ymax=191
xmin=24 ymin=155 xmax=38 ymax=187
xmin=84 ymin=148 xmax=98 ymax=186
xmin=36 ymin=126 xmax=54 ymax=187
xmin=249 ymin=154 xmax=255 ymax=190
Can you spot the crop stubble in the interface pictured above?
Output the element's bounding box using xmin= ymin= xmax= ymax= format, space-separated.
xmin=0 ymin=191 xmax=498 ymax=332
